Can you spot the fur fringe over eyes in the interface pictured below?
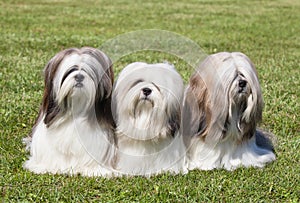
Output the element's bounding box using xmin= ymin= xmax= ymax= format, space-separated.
xmin=182 ymin=52 xmax=276 ymax=171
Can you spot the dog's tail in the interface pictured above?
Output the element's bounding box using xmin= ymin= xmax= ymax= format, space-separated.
xmin=255 ymin=128 xmax=277 ymax=153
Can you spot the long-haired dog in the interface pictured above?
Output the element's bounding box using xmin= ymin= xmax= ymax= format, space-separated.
xmin=23 ymin=47 xmax=116 ymax=176
xmin=112 ymin=62 xmax=187 ymax=176
xmin=182 ymin=52 xmax=276 ymax=170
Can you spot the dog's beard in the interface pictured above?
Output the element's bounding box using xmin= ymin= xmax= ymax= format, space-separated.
xmin=57 ymin=71 xmax=97 ymax=116
xmin=225 ymin=74 xmax=253 ymax=140
xmin=117 ymin=84 xmax=170 ymax=141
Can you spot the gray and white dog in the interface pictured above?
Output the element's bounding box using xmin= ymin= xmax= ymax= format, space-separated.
xmin=182 ymin=52 xmax=276 ymax=170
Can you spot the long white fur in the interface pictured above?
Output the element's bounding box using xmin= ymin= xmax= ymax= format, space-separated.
xmin=113 ymin=62 xmax=187 ymax=176
xmin=24 ymin=50 xmax=115 ymax=176
xmin=24 ymin=115 xmax=113 ymax=176
xmin=187 ymin=133 xmax=276 ymax=171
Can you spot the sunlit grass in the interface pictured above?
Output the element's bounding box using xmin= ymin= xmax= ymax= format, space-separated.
xmin=1 ymin=0 xmax=299 ymax=201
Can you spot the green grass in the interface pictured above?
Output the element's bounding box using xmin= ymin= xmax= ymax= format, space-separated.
xmin=1 ymin=0 xmax=299 ymax=201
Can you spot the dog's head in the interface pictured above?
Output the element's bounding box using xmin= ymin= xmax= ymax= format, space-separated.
xmin=113 ymin=62 xmax=184 ymax=140
xmin=40 ymin=47 xmax=114 ymax=127
xmin=183 ymin=52 xmax=263 ymax=143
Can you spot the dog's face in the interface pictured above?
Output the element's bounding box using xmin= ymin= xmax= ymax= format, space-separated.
xmin=113 ymin=62 xmax=184 ymax=140
xmin=41 ymin=47 xmax=114 ymax=127
xmin=183 ymin=52 xmax=263 ymax=143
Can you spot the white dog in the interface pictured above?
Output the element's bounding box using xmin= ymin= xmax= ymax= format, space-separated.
xmin=113 ymin=62 xmax=187 ymax=176
xmin=182 ymin=52 xmax=276 ymax=170
xmin=23 ymin=47 xmax=116 ymax=177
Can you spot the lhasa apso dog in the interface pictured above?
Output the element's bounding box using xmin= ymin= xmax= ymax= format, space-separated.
xmin=113 ymin=62 xmax=187 ymax=176
xmin=23 ymin=47 xmax=116 ymax=177
xmin=182 ymin=52 xmax=276 ymax=170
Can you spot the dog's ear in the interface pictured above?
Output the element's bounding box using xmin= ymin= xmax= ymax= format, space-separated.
xmin=42 ymin=58 xmax=61 ymax=127
xmin=92 ymin=49 xmax=115 ymax=129
xmin=255 ymin=129 xmax=276 ymax=152
xmin=95 ymin=96 xmax=116 ymax=130
xmin=82 ymin=47 xmax=114 ymax=100
xmin=94 ymin=67 xmax=114 ymax=124
xmin=168 ymin=108 xmax=180 ymax=137
xmin=182 ymin=73 xmax=211 ymax=139
xmin=238 ymin=92 xmax=260 ymax=141
xmin=43 ymin=93 xmax=61 ymax=127
xmin=29 ymin=61 xmax=56 ymax=133
xmin=99 ymin=64 xmax=114 ymax=100
xmin=42 ymin=49 xmax=77 ymax=126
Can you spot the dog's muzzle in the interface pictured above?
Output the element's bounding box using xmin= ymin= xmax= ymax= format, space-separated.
xmin=238 ymin=79 xmax=247 ymax=93
xmin=74 ymin=73 xmax=84 ymax=88
xmin=142 ymin=87 xmax=152 ymax=97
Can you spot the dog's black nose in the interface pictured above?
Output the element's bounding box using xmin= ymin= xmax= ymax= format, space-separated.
xmin=142 ymin=88 xmax=152 ymax=96
xmin=238 ymin=79 xmax=247 ymax=88
xmin=75 ymin=74 xmax=84 ymax=82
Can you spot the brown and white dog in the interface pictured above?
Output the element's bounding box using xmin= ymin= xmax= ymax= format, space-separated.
xmin=182 ymin=52 xmax=276 ymax=170
xmin=112 ymin=62 xmax=187 ymax=176
xmin=23 ymin=47 xmax=116 ymax=176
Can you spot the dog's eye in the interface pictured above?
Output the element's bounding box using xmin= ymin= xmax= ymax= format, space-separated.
xmin=151 ymin=82 xmax=161 ymax=92
xmin=130 ymin=79 xmax=144 ymax=89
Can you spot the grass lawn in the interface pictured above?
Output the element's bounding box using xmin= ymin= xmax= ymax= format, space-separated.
xmin=1 ymin=0 xmax=299 ymax=201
